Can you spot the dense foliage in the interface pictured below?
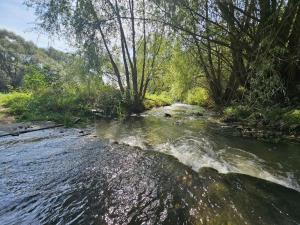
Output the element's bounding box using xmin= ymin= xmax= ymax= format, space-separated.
xmin=0 ymin=0 xmax=299 ymax=128
xmin=155 ymin=0 xmax=300 ymax=107
xmin=25 ymin=0 xmax=168 ymax=112
xmin=0 ymin=29 xmax=68 ymax=92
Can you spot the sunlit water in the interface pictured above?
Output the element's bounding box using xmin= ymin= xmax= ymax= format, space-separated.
xmin=0 ymin=103 xmax=299 ymax=224
xmin=96 ymin=103 xmax=300 ymax=191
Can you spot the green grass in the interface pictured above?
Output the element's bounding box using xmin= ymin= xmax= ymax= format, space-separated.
xmin=0 ymin=92 xmax=31 ymax=106
xmin=144 ymin=88 xmax=210 ymax=109
xmin=0 ymin=92 xmax=32 ymax=115
xmin=0 ymin=111 xmax=5 ymax=120
xmin=0 ymin=90 xmax=90 ymax=126
xmin=0 ymin=85 xmax=124 ymax=126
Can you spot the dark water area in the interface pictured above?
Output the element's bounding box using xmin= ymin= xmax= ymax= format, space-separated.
xmin=0 ymin=104 xmax=300 ymax=224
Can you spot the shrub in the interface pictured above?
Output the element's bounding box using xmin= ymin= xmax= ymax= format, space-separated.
xmin=185 ymin=87 xmax=209 ymax=106
xmin=1 ymin=82 xmax=127 ymax=124
xmin=223 ymin=105 xmax=251 ymax=119
xmin=94 ymin=86 xmax=124 ymax=117
xmin=144 ymin=92 xmax=172 ymax=109
xmin=0 ymin=92 xmax=32 ymax=115
xmin=264 ymin=107 xmax=289 ymax=121
xmin=24 ymin=67 xmax=48 ymax=91
xmin=283 ymin=109 xmax=300 ymax=124
xmin=245 ymin=55 xmax=288 ymax=107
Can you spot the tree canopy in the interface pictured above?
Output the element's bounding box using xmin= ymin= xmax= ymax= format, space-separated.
xmin=20 ymin=0 xmax=300 ymax=108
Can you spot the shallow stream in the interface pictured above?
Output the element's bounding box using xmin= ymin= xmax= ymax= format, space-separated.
xmin=96 ymin=103 xmax=300 ymax=191
xmin=0 ymin=103 xmax=299 ymax=224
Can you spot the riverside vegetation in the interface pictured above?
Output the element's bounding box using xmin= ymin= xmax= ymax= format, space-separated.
xmin=1 ymin=1 xmax=300 ymax=224
xmin=1 ymin=0 xmax=300 ymax=137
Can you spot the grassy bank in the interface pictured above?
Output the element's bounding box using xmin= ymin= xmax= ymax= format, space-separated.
xmin=0 ymin=88 xmax=210 ymax=125
xmin=222 ymin=105 xmax=300 ymax=138
xmin=0 ymin=91 xmax=86 ymax=126
xmin=0 ymin=85 xmax=125 ymax=126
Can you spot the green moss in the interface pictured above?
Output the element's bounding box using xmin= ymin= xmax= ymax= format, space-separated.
xmin=208 ymin=182 xmax=229 ymax=197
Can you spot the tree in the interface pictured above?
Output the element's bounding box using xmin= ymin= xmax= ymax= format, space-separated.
xmin=26 ymin=0 xmax=165 ymax=112
xmin=0 ymin=29 xmax=67 ymax=92
xmin=23 ymin=66 xmax=47 ymax=91
xmin=153 ymin=0 xmax=300 ymax=106
xmin=0 ymin=45 xmax=23 ymax=91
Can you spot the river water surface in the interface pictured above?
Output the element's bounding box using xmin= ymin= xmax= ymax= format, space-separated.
xmin=0 ymin=103 xmax=299 ymax=224
xmin=96 ymin=103 xmax=300 ymax=191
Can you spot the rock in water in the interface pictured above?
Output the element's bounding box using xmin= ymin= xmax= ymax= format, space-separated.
xmin=164 ymin=113 xmax=172 ymax=118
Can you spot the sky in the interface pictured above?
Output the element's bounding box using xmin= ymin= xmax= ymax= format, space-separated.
xmin=0 ymin=0 xmax=71 ymax=51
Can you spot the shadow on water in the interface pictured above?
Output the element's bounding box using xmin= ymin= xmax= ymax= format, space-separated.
xmin=0 ymin=104 xmax=299 ymax=224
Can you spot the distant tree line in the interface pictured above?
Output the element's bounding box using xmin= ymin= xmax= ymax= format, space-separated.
xmin=0 ymin=30 xmax=68 ymax=92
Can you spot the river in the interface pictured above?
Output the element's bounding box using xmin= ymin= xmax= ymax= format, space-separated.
xmin=0 ymin=103 xmax=299 ymax=224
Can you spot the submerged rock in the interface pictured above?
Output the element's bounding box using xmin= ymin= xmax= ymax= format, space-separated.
xmin=164 ymin=113 xmax=172 ymax=118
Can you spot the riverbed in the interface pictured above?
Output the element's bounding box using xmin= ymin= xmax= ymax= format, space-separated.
xmin=0 ymin=104 xmax=299 ymax=224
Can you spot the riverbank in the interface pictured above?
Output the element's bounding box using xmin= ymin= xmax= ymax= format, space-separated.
xmin=0 ymin=102 xmax=75 ymax=137
xmin=220 ymin=106 xmax=300 ymax=142
xmin=1 ymin=91 xmax=299 ymax=142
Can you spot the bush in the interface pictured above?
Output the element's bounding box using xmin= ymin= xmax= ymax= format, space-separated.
xmin=245 ymin=55 xmax=288 ymax=107
xmin=283 ymin=109 xmax=300 ymax=124
xmin=0 ymin=89 xmax=84 ymax=124
xmin=22 ymin=83 xmax=114 ymax=124
xmin=223 ymin=105 xmax=251 ymax=119
xmin=0 ymin=83 xmax=126 ymax=125
xmin=144 ymin=92 xmax=173 ymax=109
xmin=0 ymin=92 xmax=32 ymax=115
xmin=94 ymin=86 xmax=125 ymax=117
xmin=23 ymin=67 xmax=47 ymax=91
xmin=185 ymin=87 xmax=209 ymax=106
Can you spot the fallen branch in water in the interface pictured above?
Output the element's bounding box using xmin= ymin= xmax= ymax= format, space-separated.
xmin=0 ymin=124 xmax=64 ymax=138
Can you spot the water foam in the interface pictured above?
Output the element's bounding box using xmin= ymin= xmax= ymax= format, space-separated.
xmin=108 ymin=130 xmax=300 ymax=192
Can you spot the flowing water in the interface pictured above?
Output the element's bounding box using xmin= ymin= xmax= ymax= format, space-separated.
xmin=0 ymin=103 xmax=299 ymax=225
xmin=96 ymin=103 xmax=300 ymax=192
